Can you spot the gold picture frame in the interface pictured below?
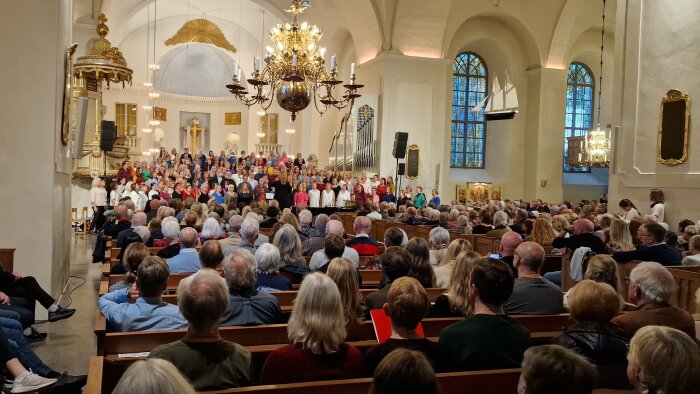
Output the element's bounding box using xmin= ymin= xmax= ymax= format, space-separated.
xmin=225 ymin=112 xmax=242 ymax=125
xmin=456 ymin=185 xmax=468 ymax=204
xmin=467 ymin=182 xmax=491 ymax=202
xmin=406 ymin=144 xmax=420 ymax=180
xmin=153 ymin=107 xmax=167 ymax=121
xmin=491 ymin=186 xmax=502 ymax=200
xmin=657 ymin=89 xmax=691 ymax=166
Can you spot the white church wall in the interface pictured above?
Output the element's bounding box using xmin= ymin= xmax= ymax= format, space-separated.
xmin=0 ymin=0 xmax=74 ymax=313
xmin=609 ymin=0 xmax=700 ymax=226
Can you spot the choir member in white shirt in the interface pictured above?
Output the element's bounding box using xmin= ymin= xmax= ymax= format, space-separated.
xmin=336 ymin=184 xmax=351 ymax=208
xmin=321 ymin=184 xmax=335 ymax=207
xmin=308 ymin=183 xmax=321 ymax=208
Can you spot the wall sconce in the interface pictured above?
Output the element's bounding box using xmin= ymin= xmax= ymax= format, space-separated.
xmin=540 ymin=179 xmax=548 ymax=187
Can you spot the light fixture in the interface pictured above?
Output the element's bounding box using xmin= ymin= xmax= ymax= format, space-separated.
xmin=285 ymin=127 xmax=296 ymax=135
xmin=142 ymin=127 xmax=153 ymax=133
xmin=579 ymin=0 xmax=611 ymax=167
xmin=256 ymin=109 xmax=266 ymax=117
xmin=142 ymin=104 xmax=153 ymax=111
xmin=148 ymin=91 xmax=160 ymax=99
xmin=148 ymin=63 xmax=160 ymax=71
xmin=148 ymin=120 xmax=160 ymax=126
xmin=226 ymin=0 xmax=363 ymax=121
xmin=142 ymin=150 xmax=152 ymax=156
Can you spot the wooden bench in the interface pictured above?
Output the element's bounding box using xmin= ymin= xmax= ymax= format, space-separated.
xmin=668 ymin=266 xmax=700 ymax=314
xmin=85 ymin=355 xmax=522 ymax=394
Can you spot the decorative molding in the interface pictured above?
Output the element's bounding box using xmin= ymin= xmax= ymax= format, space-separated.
xmin=104 ymin=86 xmax=244 ymax=105
xmin=165 ymin=19 xmax=237 ymax=53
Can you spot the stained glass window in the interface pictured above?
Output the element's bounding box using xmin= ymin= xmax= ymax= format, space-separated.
xmin=451 ymin=53 xmax=487 ymax=168
xmin=564 ymin=63 xmax=593 ymax=172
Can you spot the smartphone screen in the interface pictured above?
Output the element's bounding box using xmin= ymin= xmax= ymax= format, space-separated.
xmin=489 ymin=253 xmax=501 ymax=259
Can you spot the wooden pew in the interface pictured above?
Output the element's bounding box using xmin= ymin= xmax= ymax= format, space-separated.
xmin=668 ymin=266 xmax=700 ymax=314
xmin=101 ymin=273 xmax=193 ymax=294
xmin=86 ymin=355 xmax=521 ymax=394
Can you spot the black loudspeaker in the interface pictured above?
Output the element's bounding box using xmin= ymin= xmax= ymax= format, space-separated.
xmin=392 ymin=132 xmax=409 ymax=159
xmin=397 ymin=163 xmax=406 ymax=176
xmin=100 ymin=120 xmax=116 ymax=151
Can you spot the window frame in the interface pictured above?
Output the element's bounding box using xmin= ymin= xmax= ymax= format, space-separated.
xmin=450 ymin=52 xmax=488 ymax=169
xmin=564 ymin=62 xmax=594 ymax=173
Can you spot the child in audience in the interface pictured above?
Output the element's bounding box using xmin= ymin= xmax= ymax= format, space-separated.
xmin=369 ymin=349 xmax=438 ymax=394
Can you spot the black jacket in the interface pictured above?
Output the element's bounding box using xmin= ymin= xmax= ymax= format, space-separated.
xmin=552 ymin=321 xmax=631 ymax=389
xmin=552 ymin=233 xmax=608 ymax=254
xmin=613 ymin=243 xmax=682 ymax=265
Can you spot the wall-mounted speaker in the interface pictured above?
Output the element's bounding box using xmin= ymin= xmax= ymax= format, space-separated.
xmin=397 ymin=163 xmax=406 ymax=176
xmin=100 ymin=120 xmax=116 ymax=151
xmin=392 ymin=132 xmax=408 ymax=159
xmin=70 ymin=97 xmax=89 ymax=159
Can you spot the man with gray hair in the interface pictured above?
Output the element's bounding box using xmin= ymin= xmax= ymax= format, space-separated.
xmin=234 ymin=218 xmax=259 ymax=255
xmin=309 ymin=220 xmax=360 ymax=270
xmin=117 ymin=212 xmax=148 ymax=248
xmin=149 ymin=269 xmax=252 ymax=389
xmin=157 ymin=217 xmax=182 ymax=258
xmin=346 ymin=216 xmax=381 ymax=256
xmin=166 ymin=227 xmax=200 ymax=273
xmin=503 ymin=242 xmax=563 ymax=315
xmin=302 ymin=214 xmax=329 ymax=256
xmin=298 ymin=209 xmax=313 ymax=237
xmin=220 ymin=215 xmax=243 ymax=255
xmin=220 ymin=249 xmax=282 ymax=326
xmin=611 ymin=261 xmax=694 ymax=338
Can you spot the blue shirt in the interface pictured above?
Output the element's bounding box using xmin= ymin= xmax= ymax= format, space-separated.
xmin=98 ymin=288 xmax=187 ymax=332
xmin=167 ymin=248 xmax=201 ymax=273
xmin=430 ymin=196 xmax=441 ymax=206
xmin=212 ymin=192 xmax=224 ymax=204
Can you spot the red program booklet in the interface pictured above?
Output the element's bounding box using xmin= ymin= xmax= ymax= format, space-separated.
xmin=369 ymin=309 xmax=424 ymax=343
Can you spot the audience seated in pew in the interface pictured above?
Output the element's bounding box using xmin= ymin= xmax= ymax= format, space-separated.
xmin=309 ymin=220 xmax=360 ymax=269
xmin=327 ymin=257 xmax=363 ymax=329
xmin=682 ymin=234 xmax=700 ymax=265
xmin=562 ymin=255 xmax=627 ymax=309
xmin=108 ymin=242 xmax=149 ymax=291
xmin=254 ymin=243 xmax=292 ymax=291
xmin=99 ymin=256 xmax=187 ymax=331
xmin=363 ymin=277 xmax=452 ymax=375
xmin=346 ymin=216 xmax=381 ymax=256
xmin=200 ymin=239 xmax=224 ymax=272
xmin=219 ymin=215 xmax=244 ymax=256
xmin=116 ymin=212 xmax=149 ymax=248
xmin=427 ymin=251 xmax=481 ymax=318
xmin=404 ymin=238 xmax=435 ymax=288
xmin=503 ymin=242 xmax=564 ymax=315
xmin=113 ymin=358 xmax=195 ymax=394
xmin=302 ymin=214 xmax=329 ymax=256
xmin=485 ymin=211 xmax=510 ymax=239
xmin=221 ymin=249 xmax=282 ymax=327
xmin=369 ymin=348 xmax=439 ymax=394
xmin=432 ymin=238 xmax=472 ymax=288
xmin=234 ymin=218 xmax=259 ymax=256
xmin=364 ymin=247 xmax=411 ymax=319
xmin=552 ymin=280 xmax=630 ymax=389
xmin=498 ymin=231 xmax=523 ymax=273
xmin=626 ymin=325 xmax=700 ymax=394
xmin=610 ymin=262 xmax=695 ymax=338
xmin=315 ymin=234 xmax=346 ymax=273
xmin=156 ymin=217 xmax=181 ymax=259
xmin=149 ymin=269 xmax=252 ymax=391
xmin=518 ymin=345 xmax=596 ymax=394
xmin=274 ymin=224 xmax=310 ymax=277
xmin=166 ymin=228 xmax=201 ymax=274
xmin=0 ymin=328 xmax=58 ymax=393
xmin=259 ymin=273 xmax=363 ymax=384
xmin=427 ymin=227 xmax=449 ymax=267
xmin=613 ymin=223 xmax=682 ymax=265
xmin=439 ymin=257 xmax=532 ymax=371
xmin=545 ymin=219 xmax=608 ymax=286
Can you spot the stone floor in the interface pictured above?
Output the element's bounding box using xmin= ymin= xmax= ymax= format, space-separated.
xmin=30 ymin=235 xmax=101 ymax=377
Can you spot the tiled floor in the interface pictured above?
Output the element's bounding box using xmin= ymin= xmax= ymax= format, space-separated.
xmin=30 ymin=235 xmax=101 ymax=377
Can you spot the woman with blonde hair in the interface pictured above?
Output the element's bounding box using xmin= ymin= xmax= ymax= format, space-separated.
xmin=553 ymin=280 xmax=629 ymax=388
xmin=326 ymin=258 xmax=363 ymax=329
xmin=427 ymin=251 xmax=481 ymax=317
xmin=434 ymin=238 xmax=473 ymax=288
xmin=606 ymin=219 xmax=635 ymax=252
xmin=551 ymin=215 xmax=570 ymax=237
xmin=109 ymin=242 xmax=150 ymax=288
xmin=563 ymin=254 xmax=625 ymax=308
xmin=627 ymin=325 xmax=700 ymax=394
xmin=524 ymin=218 xmax=556 ymax=247
xmin=112 ymin=358 xmax=195 ymax=394
xmin=274 ymin=224 xmax=309 ymax=275
xmin=260 ymin=273 xmax=363 ymax=384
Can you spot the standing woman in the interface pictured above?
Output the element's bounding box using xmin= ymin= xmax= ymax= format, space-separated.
xmin=618 ymin=199 xmax=640 ymax=222
xmin=108 ymin=181 xmax=118 ymax=209
xmin=386 ymin=176 xmax=396 ymax=195
xmin=648 ymin=188 xmax=666 ymax=228
xmin=90 ymin=178 xmax=108 ymax=232
xmin=353 ymin=184 xmax=367 ymax=208
xmin=321 ymin=183 xmax=335 ymax=208
xmin=294 ymin=184 xmax=309 ymax=209
xmin=413 ymin=186 xmax=427 ymax=209
xmin=429 ymin=189 xmax=441 ymax=206
xmin=270 ymin=173 xmax=294 ymax=210
xmin=336 ymin=184 xmax=351 ymax=208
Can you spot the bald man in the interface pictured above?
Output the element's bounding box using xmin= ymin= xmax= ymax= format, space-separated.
xmin=503 ymin=242 xmax=564 ymax=315
xmin=166 ymin=227 xmax=201 ymax=273
xmin=551 ymin=219 xmax=607 ymax=254
xmin=498 ymin=231 xmax=523 ymax=272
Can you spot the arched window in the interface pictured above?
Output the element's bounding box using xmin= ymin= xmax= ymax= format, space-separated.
xmin=564 ymin=62 xmax=594 ymax=172
xmin=451 ymin=52 xmax=487 ymax=168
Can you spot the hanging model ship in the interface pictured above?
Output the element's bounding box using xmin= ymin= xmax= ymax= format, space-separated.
xmin=471 ymin=73 xmax=519 ymax=120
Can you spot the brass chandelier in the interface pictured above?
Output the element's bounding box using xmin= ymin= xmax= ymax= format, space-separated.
xmin=226 ymin=0 xmax=362 ymax=121
xmin=579 ymin=0 xmax=611 ymax=167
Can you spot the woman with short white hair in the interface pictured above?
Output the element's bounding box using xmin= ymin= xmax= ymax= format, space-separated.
xmin=200 ymin=217 xmax=223 ymax=243
xmin=260 ymin=273 xmax=363 ymax=384
xmin=254 ymin=243 xmax=292 ymax=291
